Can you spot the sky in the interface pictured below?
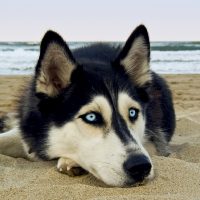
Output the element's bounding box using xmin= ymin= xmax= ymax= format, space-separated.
xmin=0 ymin=0 xmax=200 ymax=41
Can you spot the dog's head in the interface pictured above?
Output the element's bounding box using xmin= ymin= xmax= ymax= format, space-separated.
xmin=34 ymin=25 xmax=154 ymax=186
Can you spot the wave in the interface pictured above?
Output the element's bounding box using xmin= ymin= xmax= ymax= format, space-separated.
xmin=0 ymin=42 xmax=39 ymax=46
xmin=151 ymin=42 xmax=200 ymax=51
xmin=10 ymin=67 xmax=33 ymax=71
xmin=1 ymin=41 xmax=200 ymax=51
xmin=0 ymin=41 xmax=200 ymax=75
xmin=151 ymin=46 xmax=200 ymax=51
xmin=1 ymin=48 xmax=15 ymax=52
xmin=24 ymin=48 xmax=39 ymax=51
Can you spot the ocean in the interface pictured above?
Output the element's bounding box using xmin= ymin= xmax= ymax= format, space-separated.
xmin=0 ymin=41 xmax=200 ymax=75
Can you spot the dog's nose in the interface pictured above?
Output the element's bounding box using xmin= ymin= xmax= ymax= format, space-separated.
xmin=124 ymin=155 xmax=152 ymax=182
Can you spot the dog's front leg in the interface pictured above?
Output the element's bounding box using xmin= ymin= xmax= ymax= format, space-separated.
xmin=57 ymin=157 xmax=87 ymax=176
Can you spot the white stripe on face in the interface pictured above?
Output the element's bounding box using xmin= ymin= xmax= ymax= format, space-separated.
xmin=118 ymin=92 xmax=153 ymax=167
xmin=118 ymin=92 xmax=145 ymax=144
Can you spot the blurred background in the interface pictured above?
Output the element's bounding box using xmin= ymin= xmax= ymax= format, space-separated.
xmin=0 ymin=0 xmax=200 ymax=74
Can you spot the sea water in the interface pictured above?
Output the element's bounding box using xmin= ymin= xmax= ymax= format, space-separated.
xmin=0 ymin=41 xmax=200 ymax=75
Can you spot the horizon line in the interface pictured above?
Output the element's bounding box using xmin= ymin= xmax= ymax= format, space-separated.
xmin=0 ymin=40 xmax=200 ymax=43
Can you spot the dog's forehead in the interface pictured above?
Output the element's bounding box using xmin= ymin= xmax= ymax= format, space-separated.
xmin=103 ymin=77 xmax=139 ymax=108
xmin=77 ymin=69 xmax=141 ymax=112
xmin=118 ymin=93 xmax=141 ymax=111
xmin=78 ymin=91 xmax=140 ymax=116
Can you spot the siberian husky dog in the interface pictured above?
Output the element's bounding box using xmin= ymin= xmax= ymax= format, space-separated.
xmin=0 ymin=25 xmax=175 ymax=187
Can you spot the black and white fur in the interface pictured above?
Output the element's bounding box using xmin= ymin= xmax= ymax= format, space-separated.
xmin=0 ymin=25 xmax=175 ymax=187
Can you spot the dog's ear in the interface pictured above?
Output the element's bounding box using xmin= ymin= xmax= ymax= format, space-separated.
xmin=114 ymin=25 xmax=151 ymax=87
xmin=35 ymin=30 xmax=77 ymax=97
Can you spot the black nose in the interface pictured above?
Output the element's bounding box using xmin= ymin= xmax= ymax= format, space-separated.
xmin=124 ymin=155 xmax=152 ymax=182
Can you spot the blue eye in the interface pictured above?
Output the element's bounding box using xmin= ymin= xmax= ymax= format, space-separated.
xmin=85 ymin=113 xmax=96 ymax=122
xmin=80 ymin=112 xmax=103 ymax=125
xmin=129 ymin=108 xmax=138 ymax=121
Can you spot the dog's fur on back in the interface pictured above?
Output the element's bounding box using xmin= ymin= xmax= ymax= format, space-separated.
xmin=0 ymin=25 xmax=175 ymax=187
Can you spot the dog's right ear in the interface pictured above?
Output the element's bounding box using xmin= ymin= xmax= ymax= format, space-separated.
xmin=35 ymin=30 xmax=77 ymax=97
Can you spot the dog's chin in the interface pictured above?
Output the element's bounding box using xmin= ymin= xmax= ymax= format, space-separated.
xmin=87 ymin=169 xmax=126 ymax=187
xmin=104 ymin=176 xmax=153 ymax=187
xmin=94 ymin=176 xmax=151 ymax=188
xmin=90 ymin=169 xmax=155 ymax=187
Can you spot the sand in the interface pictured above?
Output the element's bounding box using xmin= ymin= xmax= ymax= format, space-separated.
xmin=0 ymin=74 xmax=200 ymax=200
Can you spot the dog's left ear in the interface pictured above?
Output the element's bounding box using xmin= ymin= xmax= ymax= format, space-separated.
xmin=35 ymin=30 xmax=77 ymax=97
xmin=114 ymin=25 xmax=151 ymax=87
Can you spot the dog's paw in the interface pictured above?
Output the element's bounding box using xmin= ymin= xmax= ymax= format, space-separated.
xmin=57 ymin=157 xmax=87 ymax=177
xmin=157 ymin=145 xmax=171 ymax=157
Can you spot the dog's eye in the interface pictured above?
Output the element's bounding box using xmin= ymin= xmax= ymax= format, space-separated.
xmin=86 ymin=113 xmax=96 ymax=122
xmin=129 ymin=108 xmax=139 ymax=121
xmin=80 ymin=112 xmax=103 ymax=125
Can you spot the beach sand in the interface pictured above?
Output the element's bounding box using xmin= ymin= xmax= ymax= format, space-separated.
xmin=0 ymin=74 xmax=200 ymax=200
